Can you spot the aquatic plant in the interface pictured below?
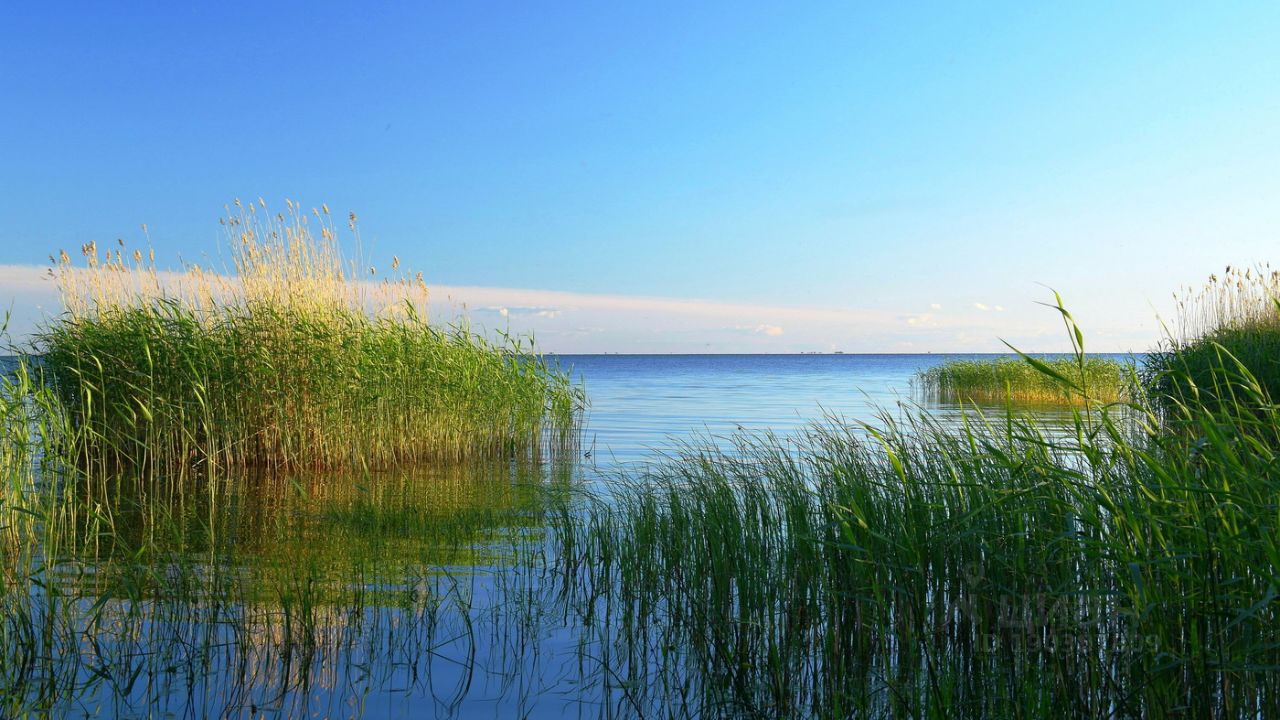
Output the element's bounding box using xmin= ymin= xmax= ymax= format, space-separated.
xmin=7 ymin=280 xmax=1280 ymax=718
xmin=0 ymin=441 xmax=580 ymax=718
xmin=36 ymin=200 xmax=584 ymax=471
xmin=548 ymin=299 xmax=1280 ymax=717
xmin=1145 ymin=263 xmax=1280 ymax=414
xmin=916 ymin=355 xmax=1133 ymax=405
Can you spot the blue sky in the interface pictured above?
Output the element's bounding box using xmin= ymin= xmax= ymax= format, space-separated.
xmin=3 ymin=2 xmax=1279 ymax=352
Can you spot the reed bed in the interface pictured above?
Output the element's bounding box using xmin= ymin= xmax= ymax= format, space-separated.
xmin=8 ymin=265 xmax=1280 ymax=717
xmin=916 ymin=355 xmax=1133 ymax=405
xmin=36 ymin=200 xmax=583 ymax=471
xmin=1170 ymin=263 xmax=1280 ymax=341
xmin=548 ymin=308 xmax=1280 ymax=717
xmin=1146 ymin=264 xmax=1280 ymax=413
xmin=552 ymin=407 xmax=1280 ymax=716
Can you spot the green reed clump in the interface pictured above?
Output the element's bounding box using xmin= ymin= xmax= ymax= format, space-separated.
xmin=549 ymin=299 xmax=1280 ymax=718
xmin=36 ymin=200 xmax=583 ymax=471
xmin=1145 ymin=264 xmax=1280 ymax=415
xmin=916 ymin=355 xmax=1132 ymax=405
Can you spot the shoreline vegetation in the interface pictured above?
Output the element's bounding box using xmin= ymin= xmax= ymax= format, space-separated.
xmin=1144 ymin=263 xmax=1280 ymax=415
xmin=548 ymin=282 xmax=1280 ymax=716
xmin=915 ymin=355 xmax=1134 ymax=405
xmin=4 ymin=224 xmax=1280 ymax=717
xmin=33 ymin=199 xmax=584 ymax=471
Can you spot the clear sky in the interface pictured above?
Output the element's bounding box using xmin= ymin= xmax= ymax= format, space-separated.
xmin=2 ymin=2 xmax=1279 ymax=352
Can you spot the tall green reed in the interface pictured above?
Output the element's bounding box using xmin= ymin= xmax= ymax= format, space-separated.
xmin=548 ymin=294 xmax=1280 ymax=717
xmin=1146 ymin=263 xmax=1280 ymax=415
xmin=36 ymin=200 xmax=584 ymax=471
xmin=916 ymin=356 xmax=1132 ymax=405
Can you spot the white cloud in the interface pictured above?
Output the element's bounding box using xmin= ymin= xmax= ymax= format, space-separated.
xmin=480 ymin=305 xmax=561 ymax=319
xmin=730 ymin=324 xmax=785 ymax=337
xmin=929 ymin=303 xmax=943 ymax=310
xmin=0 ymin=264 xmax=57 ymax=294
xmin=0 ymin=265 xmax=61 ymax=339
xmin=0 ymin=264 xmax=1153 ymax=353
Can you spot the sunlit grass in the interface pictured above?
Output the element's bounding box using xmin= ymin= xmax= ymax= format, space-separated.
xmin=36 ymin=200 xmax=584 ymax=471
xmin=915 ymin=355 xmax=1132 ymax=405
xmin=7 ymin=273 xmax=1280 ymax=717
xmin=1146 ymin=263 xmax=1280 ymax=414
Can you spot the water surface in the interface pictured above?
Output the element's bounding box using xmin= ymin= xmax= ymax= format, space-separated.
xmin=559 ymin=353 xmax=1134 ymax=465
xmin=0 ymin=352 xmax=1140 ymax=718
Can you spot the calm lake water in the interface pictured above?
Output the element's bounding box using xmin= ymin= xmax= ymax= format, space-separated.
xmin=558 ymin=353 xmax=1136 ymax=466
xmin=2 ymin=352 xmax=1140 ymax=718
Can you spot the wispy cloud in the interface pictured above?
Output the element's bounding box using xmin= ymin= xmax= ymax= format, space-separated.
xmin=479 ymin=305 xmax=561 ymax=319
xmin=732 ymin=324 xmax=784 ymax=336
xmin=0 ymin=265 xmax=1150 ymax=353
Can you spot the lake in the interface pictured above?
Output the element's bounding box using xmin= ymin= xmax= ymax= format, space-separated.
xmin=559 ymin=353 xmax=1134 ymax=466
xmin=0 ymin=352 xmax=1139 ymax=718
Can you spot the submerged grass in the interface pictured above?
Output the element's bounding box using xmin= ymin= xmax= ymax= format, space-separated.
xmin=916 ymin=355 xmax=1133 ymax=405
xmin=35 ymin=200 xmax=583 ymax=471
xmin=0 ymin=413 xmax=577 ymax=718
